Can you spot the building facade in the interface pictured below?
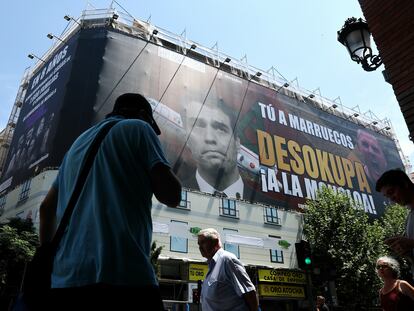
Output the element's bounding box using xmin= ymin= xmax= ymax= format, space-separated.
xmin=0 ymin=168 xmax=305 ymax=309
xmin=0 ymin=7 xmax=406 ymax=310
xmin=358 ymin=0 xmax=414 ymax=142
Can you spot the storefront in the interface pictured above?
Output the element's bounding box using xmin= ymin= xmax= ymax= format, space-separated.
xmin=158 ymin=259 xmax=309 ymax=311
xmin=256 ymin=268 xmax=308 ymax=311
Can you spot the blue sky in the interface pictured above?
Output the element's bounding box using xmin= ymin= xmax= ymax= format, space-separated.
xmin=1 ymin=0 xmax=412 ymax=169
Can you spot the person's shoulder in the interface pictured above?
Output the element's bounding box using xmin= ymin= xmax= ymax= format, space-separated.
xmin=215 ymin=248 xmax=231 ymax=261
xmin=221 ymin=249 xmax=242 ymax=264
xmin=112 ymin=117 xmax=147 ymax=129
xmin=109 ymin=118 xmax=156 ymax=137
xmin=399 ymin=279 xmax=414 ymax=291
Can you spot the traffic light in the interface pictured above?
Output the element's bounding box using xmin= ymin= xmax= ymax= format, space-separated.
xmin=192 ymin=289 xmax=200 ymax=304
xmin=192 ymin=280 xmax=202 ymax=304
xmin=295 ymin=240 xmax=312 ymax=270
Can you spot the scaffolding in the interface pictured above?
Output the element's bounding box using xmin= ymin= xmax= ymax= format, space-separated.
xmin=8 ymin=5 xmax=410 ymax=172
xmin=0 ymin=68 xmax=31 ymax=176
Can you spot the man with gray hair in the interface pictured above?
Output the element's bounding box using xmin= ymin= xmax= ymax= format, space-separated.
xmin=197 ymin=228 xmax=258 ymax=311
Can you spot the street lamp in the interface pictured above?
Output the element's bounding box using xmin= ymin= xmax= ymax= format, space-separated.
xmin=337 ymin=17 xmax=382 ymax=72
xmin=64 ymin=14 xmax=81 ymax=26
xmin=346 ymin=112 xmax=359 ymax=120
xmin=47 ymin=33 xmax=66 ymax=44
xmin=382 ymin=126 xmax=391 ymax=131
xmin=28 ymin=53 xmax=46 ymax=63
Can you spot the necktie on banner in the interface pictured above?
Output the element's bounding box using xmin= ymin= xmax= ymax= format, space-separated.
xmin=213 ymin=190 xmax=227 ymax=198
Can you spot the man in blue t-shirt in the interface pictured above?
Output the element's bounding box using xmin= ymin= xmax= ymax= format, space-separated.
xmin=39 ymin=93 xmax=182 ymax=310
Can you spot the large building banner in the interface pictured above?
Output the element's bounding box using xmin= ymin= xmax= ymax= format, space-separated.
xmin=1 ymin=28 xmax=403 ymax=216
xmin=93 ymin=29 xmax=403 ymax=216
xmin=0 ymin=29 xmax=107 ymax=191
xmin=0 ymin=35 xmax=78 ymax=191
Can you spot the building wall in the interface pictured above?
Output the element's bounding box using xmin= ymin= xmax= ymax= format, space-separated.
xmin=0 ymin=170 xmax=57 ymax=223
xmin=359 ymin=0 xmax=414 ymax=140
xmin=0 ymin=170 xmax=302 ymax=270
xmin=152 ymin=189 xmax=302 ymax=268
xmin=0 ymin=170 xmax=304 ymax=308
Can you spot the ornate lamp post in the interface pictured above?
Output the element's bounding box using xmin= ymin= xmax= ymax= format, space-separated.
xmin=337 ymin=17 xmax=382 ymax=72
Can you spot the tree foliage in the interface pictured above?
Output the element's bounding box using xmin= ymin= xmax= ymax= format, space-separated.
xmin=150 ymin=241 xmax=163 ymax=277
xmin=303 ymin=187 xmax=386 ymax=308
xmin=380 ymin=204 xmax=411 ymax=279
xmin=0 ymin=218 xmax=38 ymax=291
xmin=380 ymin=203 xmax=408 ymax=238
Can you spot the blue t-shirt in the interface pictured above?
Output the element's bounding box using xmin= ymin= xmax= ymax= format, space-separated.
xmin=51 ymin=116 xmax=169 ymax=288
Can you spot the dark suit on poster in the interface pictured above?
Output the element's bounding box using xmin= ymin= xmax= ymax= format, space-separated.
xmin=182 ymin=171 xmax=265 ymax=204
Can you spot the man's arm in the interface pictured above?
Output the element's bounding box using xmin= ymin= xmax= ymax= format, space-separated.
xmin=39 ymin=186 xmax=58 ymax=245
xmin=242 ymin=290 xmax=259 ymax=311
xmin=150 ymin=163 xmax=182 ymax=207
xmin=226 ymin=256 xmax=258 ymax=311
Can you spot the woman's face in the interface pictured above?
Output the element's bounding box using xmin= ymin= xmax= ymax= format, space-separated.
xmin=376 ymin=260 xmax=393 ymax=279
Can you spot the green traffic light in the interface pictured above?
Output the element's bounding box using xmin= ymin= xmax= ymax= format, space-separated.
xmin=305 ymin=257 xmax=312 ymax=265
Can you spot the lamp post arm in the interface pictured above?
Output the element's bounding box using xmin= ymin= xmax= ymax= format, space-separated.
xmin=361 ymin=54 xmax=383 ymax=72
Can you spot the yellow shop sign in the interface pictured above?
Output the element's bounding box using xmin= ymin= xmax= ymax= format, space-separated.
xmin=188 ymin=263 xmax=208 ymax=281
xmin=258 ymin=269 xmax=306 ymax=284
xmin=259 ymin=284 xmax=305 ymax=298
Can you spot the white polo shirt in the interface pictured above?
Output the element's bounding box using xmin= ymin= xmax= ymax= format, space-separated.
xmin=201 ymin=248 xmax=256 ymax=311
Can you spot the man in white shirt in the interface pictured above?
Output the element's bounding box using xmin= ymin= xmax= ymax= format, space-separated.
xmin=183 ymin=98 xmax=245 ymax=199
xmin=197 ymin=228 xmax=258 ymax=311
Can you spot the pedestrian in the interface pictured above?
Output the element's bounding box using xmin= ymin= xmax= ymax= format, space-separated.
xmin=39 ymin=93 xmax=182 ymax=310
xmin=376 ymin=256 xmax=414 ymax=310
xmin=376 ymin=169 xmax=414 ymax=279
xmin=197 ymin=228 xmax=258 ymax=311
xmin=316 ymin=295 xmax=329 ymax=311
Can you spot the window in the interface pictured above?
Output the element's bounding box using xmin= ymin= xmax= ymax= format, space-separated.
xmin=18 ymin=179 xmax=31 ymax=203
xmin=264 ymin=207 xmax=281 ymax=225
xmin=178 ymin=190 xmax=191 ymax=209
xmin=220 ymin=198 xmax=239 ymax=218
xmin=170 ymin=220 xmax=188 ymax=253
xmin=223 ymin=228 xmax=240 ymax=258
xmin=270 ymin=249 xmax=284 ymax=263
